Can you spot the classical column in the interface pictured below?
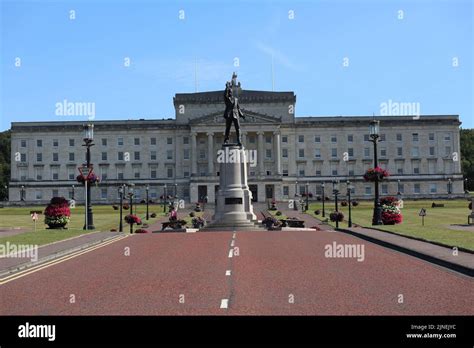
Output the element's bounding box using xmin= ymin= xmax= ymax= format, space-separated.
xmin=257 ymin=131 xmax=265 ymax=175
xmin=207 ymin=132 xmax=214 ymax=175
xmin=191 ymin=132 xmax=197 ymax=175
xmin=274 ymin=131 xmax=281 ymax=175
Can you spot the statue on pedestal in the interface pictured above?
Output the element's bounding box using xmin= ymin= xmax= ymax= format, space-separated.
xmin=223 ymin=72 xmax=245 ymax=146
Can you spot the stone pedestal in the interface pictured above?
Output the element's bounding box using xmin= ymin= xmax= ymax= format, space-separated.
xmin=201 ymin=144 xmax=260 ymax=231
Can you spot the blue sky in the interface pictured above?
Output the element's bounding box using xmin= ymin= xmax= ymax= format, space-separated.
xmin=1 ymin=0 xmax=472 ymax=131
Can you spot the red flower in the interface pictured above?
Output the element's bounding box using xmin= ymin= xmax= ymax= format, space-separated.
xmin=363 ymin=167 xmax=390 ymax=182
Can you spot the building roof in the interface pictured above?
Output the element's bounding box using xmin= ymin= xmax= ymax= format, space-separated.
xmin=173 ymin=90 xmax=296 ymax=104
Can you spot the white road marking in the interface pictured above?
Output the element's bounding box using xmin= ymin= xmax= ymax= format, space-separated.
xmin=230 ymin=240 xmax=235 ymax=247
xmin=232 ymin=233 xmax=236 ymax=239
xmin=228 ymin=249 xmax=233 ymax=258
xmin=225 ymin=270 xmax=231 ymax=276
xmin=220 ymin=299 xmax=229 ymax=309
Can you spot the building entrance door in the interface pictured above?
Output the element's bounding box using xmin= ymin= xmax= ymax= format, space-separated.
xmin=198 ymin=185 xmax=207 ymax=202
xmin=249 ymin=185 xmax=258 ymax=202
xmin=265 ymin=185 xmax=274 ymax=200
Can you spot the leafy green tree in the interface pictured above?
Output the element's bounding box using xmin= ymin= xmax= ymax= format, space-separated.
xmin=460 ymin=128 xmax=474 ymax=191
xmin=0 ymin=130 xmax=11 ymax=200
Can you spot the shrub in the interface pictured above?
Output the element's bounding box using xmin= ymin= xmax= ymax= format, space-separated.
xmin=150 ymin=213 xmax=157 ymax=218
xmin=124 ymin=214 xmax=142 ymax=225
xmin=112 ymin=205 xmax=118 ymax=210
xmin=469 ymin=202 xmax=472 ymax=210
xmin=381 ymin=210 xmax=403 ymax=225
xmin=314 ymin=209 xmax=321 ymax=215
xmin=192 ymin=216 xmax=205 ymax=228
xmin=44 ymin=197 xmax=71 ymax=228
xmin=352 ymin=200 xmax=359 ymax=207
xmin=110 ymin=228 xmax=117 ymax=232
xmin=341 ymin=200 xmax=348 ymax=207
xmin=140 ymin=199 xmax=146 ymax=204
xmin=189 ymin=212 xmax=196 ymax=217
xmin=134 ymin=229 xmax=149 ymax=233
xmin=275 ymin=211 xmax=282 ymax=216
xmin=123 ymin=204 xmax=129 ymax=210
xmin=329 ymin=211 xmax=344 ymax=222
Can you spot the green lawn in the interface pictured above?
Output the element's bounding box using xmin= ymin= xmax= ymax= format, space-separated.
xmin=0 ymin=204 xmax=165 ymax=246
xmin=308 ymin=199 xmax=474 ymax=251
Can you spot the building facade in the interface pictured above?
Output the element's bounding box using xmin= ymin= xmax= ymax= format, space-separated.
xmin=8 ymin=90 xmax=464 ymax=204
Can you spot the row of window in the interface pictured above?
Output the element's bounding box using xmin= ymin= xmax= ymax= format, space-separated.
xmin=288 ymin=132 xmax=452 ymax=144
xmin=20 ymin=137 xmax=178 ymax=148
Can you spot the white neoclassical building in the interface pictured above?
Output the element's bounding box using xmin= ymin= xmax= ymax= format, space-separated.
xmin=8 ymin=89 xmax=465 ymax=204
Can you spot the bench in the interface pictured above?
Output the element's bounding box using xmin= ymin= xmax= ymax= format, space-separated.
xmin=431 ymin=203 xmax=445 ymax=208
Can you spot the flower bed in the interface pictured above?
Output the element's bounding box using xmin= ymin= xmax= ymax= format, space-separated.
xmin=380 ymin=196 xmax=403 ymax=225
xmin=124 ymin=214 xmax=142 ymax=225
xmin=329 ymin=211 xmax=344 ymax=222
xmin=76 ymin=173 xmax=100 ymax=184
xmin=44 ymin=197 xmax=71 ymax=229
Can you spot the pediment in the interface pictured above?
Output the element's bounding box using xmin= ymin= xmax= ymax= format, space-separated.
xmin=189 ymin=109 xmax=281 ymax=125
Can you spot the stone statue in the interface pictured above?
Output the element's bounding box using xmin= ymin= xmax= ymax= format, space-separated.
xmin=223 ymin=72 xmax=245 ymax=146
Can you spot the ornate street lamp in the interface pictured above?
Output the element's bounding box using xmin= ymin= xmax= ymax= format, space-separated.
xmin=4 ymin=185 xmax=8 ymax=201
xmin=321 ymin=182 xmax=326 ymax=218
xmin=163 ymin=184 xmax=167 ymax=213
xmin=118 ymin=185 xmax=124 ymax=232
xmin=397 ymin=179 xmax=401 ymax=200
xmin=346 ymin=180 xmax=353 ymax=228
xmin=146 ymin=185 xmax=150 ymax=220
xmin=332 ymin=179 xmax=340 ymax=229
xmin=305 ymin=182 xmax=309 ymax=212
xmin=294 ymin=180 xmax=299 ymax=210
xmin=82 ymin=123 xmax=95 ymax=230
xmin=369 ymin=120 xmax=383 ymax=225
xmin=20 ymin=185 xmax=25 ymax=202
xmin=448 ymin=178 xmax=452 ymax=197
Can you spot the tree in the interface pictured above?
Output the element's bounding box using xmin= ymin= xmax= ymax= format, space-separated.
xmin=0 ymin=130 xmax=11 ymax=200
xmin=460 ymin=128 xmax=474 ymax=191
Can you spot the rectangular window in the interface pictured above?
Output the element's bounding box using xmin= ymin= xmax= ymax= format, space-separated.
xmin=101 ymin=189 xmax=107 ymax=199
xmin=52 ymin=189 xmax=58 ymax=198
xmin=282 ymin=169 xmax=289 ymax=176
xmin=314 ymin=135 xmax=321 ymax=143
xmin=429 ymin=133 xmax=435 ymax=141
xmin=266 ymin=149 xmax=272 ymax=158
xmin=249 ymin=136 xmax=256 ymax=144
xmin=298 ymin=135 xmax=304 ymax=143
xmin=36 ymin=153 xmax=42 ymax=162
xmin=21 ymin=140 xmax=27 ymax=147
xmin=199 ymin=149 xmax=205 ymax=159
xmin=36 ymin=139 xmax=42 ymax=147
xmin=166 ymin=150 xmax=173 ymax=160
xmin=412 ymin=133 xmax=419 ymax=142
xmin=150 ymin=168 xmax=157 ymax=179
xmin=365 ymin=186 xmax=372 ymax=195
xmin=429 ymin=147 xmax=435 ymax=156
xmin=414 ymin=183 xmax=421 ymax=194
xmin=35 ymin=167 xmax=43 ymax=180
xmin=445 ymin=146 xmax=451 ymax=156
xmin=183 ymin=149 xmax=190 ymax=160
xmin=331 ymin=135 xmax=337 ymax=143
xmin=134 ymin=151 xmax=140 ymax=161
xmin=69 ymin=153 xmax=74 ymax=161
xmin=396 ymin=133 xmax=402 ymax=141
xmin=183 ymin=137 xmax=189 ymax=145
xmin=53 ymin=153 xmax=59 ymax=162
xmin=102 ymin=138 xmax=107 ymax=146
xmin=282 ymin=148 xmax=288 ymax=158
xmin=102 ymin=152 xmax=107 ymax=161
xmin=151 ymin=137 xmax=156 ymax=145
xmin=117 ymin=171 xmax=124 ymax=180
xmin=430 ymin=183 xmax=437 ymax=193
xmin=412 ymin=147 xmax=420 ymax=157
xmin=380 ymin=148 xmax=387 ymax=157
xmin=314 ymin=149 xmax=321 ymax=158
xmin=298 ymin=149 xmax=304 ymax=158
xmin=167 ymin=137 xmax=173 ymax=145
xmin=167 ymin=167 xmax=173 ymax=178
xmin=364 ymin=134 xmax=370 ymax=142
xmin=53 ymin=139 xmax=59 ymax=147
xmin=35 ymin=191 xmax=42 ymax=200
xmin=381 ymin=184 xmax=388 ymax=195
xmin=21 ymin=153 xmax=27 ymax=162
xmin=134 ymin=138 xmax=140 ymax=145
xmin=118 ymin=152 xmax=124 ymax=161
xmin=265 ymin=135 xmax=272 ymax=143
xmin=299 ymin=169 xmax=305 ymax=176
xmin=348 ymin=148 xmax=354 ymax=157
xmin=118 ymin=138 xmax=124 ymax=146
xmin=347 ymin=134 xmax=353 ymax=142
xmin=331 ymin=148 xmax=337 ymax=157
xmin=364 ymin=148 xmax=370 ymax=157
xmin=134 ymin=170 xmax=140 ymax=179
xmin=380 ymin=134 xmax=386 ymax=142
xmin=282 ymin=136 xmax=288 ymax=143
xmin=151 ymin=151 xmax=157 ymax=161
xmin=100 ymin=167 xmax=108 ymax=180
xmin=69 ymin=139 xmax=75 ymax=147
xmin=283 ymin=186 xmax=289 ymax=196
xmin=397 ymin=147 xmax=403 ymax=157
xmin=444 ymin=133 xmax=451 ymax=141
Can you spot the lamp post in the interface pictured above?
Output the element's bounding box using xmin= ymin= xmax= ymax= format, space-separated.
xmin=146 ymin=185 xmax=150 ymax=220
xmin=294 ymin=180 xmax=298 ymax=210
xmin=305 ymin=182 xmax=309 ymax=212
xmin=72 ymin=185 xmax=75 ymax=200
xmin=346 ymin=180 xmax=353 ymax=228
xmin=464 ymin=178 xmax=469 ymax=194
xmin=321 ymin=182 xmax=326 ymax=218
xmin=332 ymin=179 xmax=340 ymax=229
xmin=82 ymin=123 xmax=95 ymax=230
xmin=163 ymin=184 xmax=167 ymax=213
xmin=174 ymin=183 xmax=178 ymax=209
xmin=20 ymin=185 xmax=25 ymax=202
xmin=369 ymin=120 xmax=383 ymax=225
xmin=448 ymin=178 xmax=452 ymax=197
xmin=397 ymin=179 xmax=401 ymax=200
xmin=118 ymin=185 xmax=124 ymax=232
xmin=128 ymin=186 xmax=134 ymax=234
xmin=4 ymin=185 xmax=8 ymax=202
